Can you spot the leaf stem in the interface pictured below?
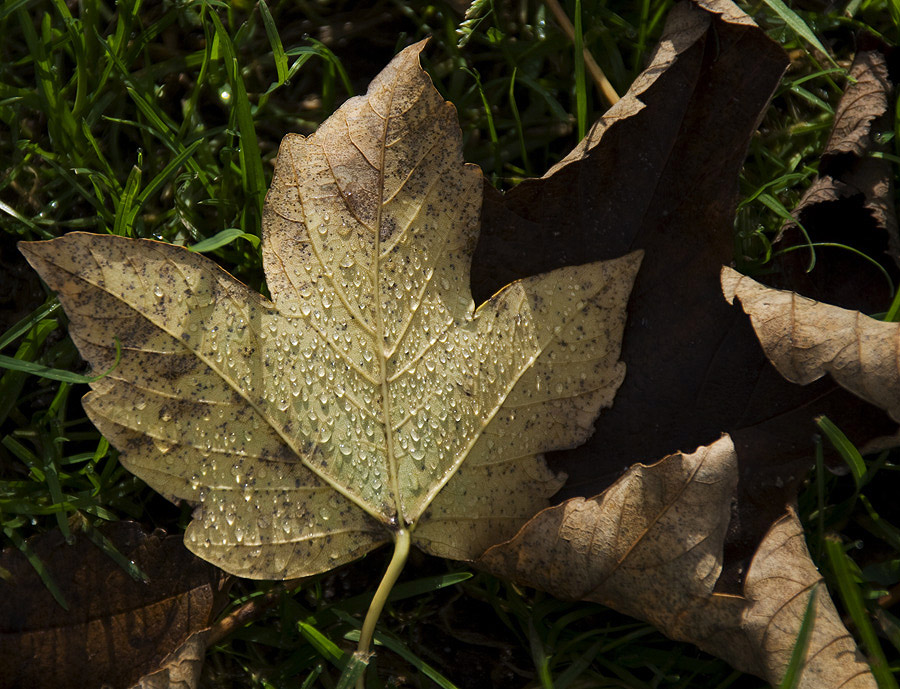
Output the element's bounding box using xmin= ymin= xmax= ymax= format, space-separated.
xmin=355 ymin=528 xmax=411 ymax=689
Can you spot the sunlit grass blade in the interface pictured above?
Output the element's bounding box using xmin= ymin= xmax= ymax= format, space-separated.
xmin=304 ymin=39 xmax=354 ymax=99
xmin=258 ymin=0 xmax=287 ymax=85
xmin=789 ymin=84 xmax=835 ymax=114
xmin=298 ymin=620 xmax=347 ymax=668
xmin=0 ymin=199 xmax=50 ymax=238
xmin=777 ymin=242 xmax=894 ymax=295
xmin=0 ymin=337 xmax=120 ymax=384
xmin=17 ymin=8 xmax=78 ymax=149
xmin=189 ymin=228 xmax=261 ymax=253
xmin=760 ymin=0 xmax=840 ymax=68
xmin=884 ymin=283 xmax=900 ymax=322
xmin=462 ymin=67 xmax=500 ymax=181
xmin=113 ymin=163 xmax=142 ymax=237
xmin=207 ymin=8 xmax=266 ymax=225
xmin=80 ymin=120 xmax=122 ymax=196
xmin=757 ymin=193 xmax=817 ymax=270
xmin=0 ymin=354 xmax=103 ymax=384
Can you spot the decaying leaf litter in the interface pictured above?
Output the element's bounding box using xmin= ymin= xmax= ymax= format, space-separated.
xmin=473 ymin=1 xmax=899 ymax=685
xmin=0 ymin=523 xmax=227 ymax=689
xmin=7 ymin=0 xmax=900 ymax=686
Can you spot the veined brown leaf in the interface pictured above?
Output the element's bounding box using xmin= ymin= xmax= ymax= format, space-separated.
xmin=19 ymin=41 xmax=641 ymax=582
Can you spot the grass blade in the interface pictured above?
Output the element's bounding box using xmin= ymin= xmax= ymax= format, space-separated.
xmin=258 ymin=0 xmax=287 ymax=85
xmin=816 ymin=416 xmax=866 ymax=490
xmin=825 ymin=536 xmax=898 ymax=688
xmin=778 ymin=584 xmax=818 ymax=689
xmin=0 ymin=338 xmax=120 ymax=384
xmin=298 ymin=620 xmax=347 ymax=668
xmin=189 ymin=228 xmax=260 ymax=252
xmin=335 ymin=652 xmax=369 ymax=689
xmin=2 ymin=525 xmax=68 ymax=609
xmin=0 ymin=302 xmax=60 ymax=351
xmin=759 ymin=0 xmax=839 ymax=67
xmin=113 ymin=163 xmax=142 ymax=237
xmin=342 ymin=621 xmax=461 ymax=689
xmin=508 ymin=68 xmax=532 ymax=174
xmin=207 ymin=7 xmax=266 ymax=225
xmin=134 ymin=138 xmax=204 ymax=211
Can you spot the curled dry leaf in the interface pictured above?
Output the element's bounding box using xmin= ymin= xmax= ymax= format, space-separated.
xmin=479 ymin=437 xmax=876 ymax=689
xmin=478 ymin=435 xmax=739 ymax=619
xmin=0 ymin=522 xmax=225 ymax=689
xmin=19 ymin=41 xmax=641 ymax=578
xmin=722 ymin=266 xmax=900 ymax=424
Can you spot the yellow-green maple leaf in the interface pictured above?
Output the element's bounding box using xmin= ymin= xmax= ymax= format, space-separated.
xmin=20 ymin=41 xmax=641 ymax=581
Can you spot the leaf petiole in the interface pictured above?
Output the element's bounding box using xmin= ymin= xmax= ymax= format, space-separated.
xmin=354 ymin=527 xmax=411 ymax=689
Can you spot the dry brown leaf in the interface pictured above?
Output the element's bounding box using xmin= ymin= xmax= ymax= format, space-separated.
xmin=775 ymin=43 xmax=899 ymax=311
xmin=478 ymin=437 xmax=876 ymax=688
xmin=478 ymin=435 xmax=739 ymax=619
xmin=722 ymin=266 xmax=900 ymax=424
xmin=719 ymin=509 xmax=875 ymax=689
xmin=471 ymin=0 xmax=896 ymax=598
xmin=467 ymin=0 xmax=891 ymax=685
xmin=129 ymin=630 xmax=211 ymax=689
xmin=19 ymin=41 xmax=641 ymax=581
xmin=0 ymin=522 xmax=226 ymax=689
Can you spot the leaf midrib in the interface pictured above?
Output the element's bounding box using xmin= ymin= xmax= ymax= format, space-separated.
xmin=373 ymin=82 xmax=405 ymax=529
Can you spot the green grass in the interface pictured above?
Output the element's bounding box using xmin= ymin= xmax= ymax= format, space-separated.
xmin=1 ymin=1 xmax=899 ymax=687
